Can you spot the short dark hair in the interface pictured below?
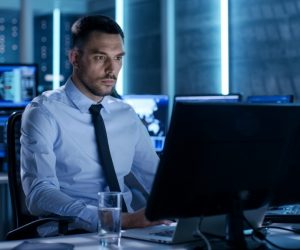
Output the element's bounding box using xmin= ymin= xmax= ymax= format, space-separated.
xmin=71 ymin=15 xmax=124 ymax=48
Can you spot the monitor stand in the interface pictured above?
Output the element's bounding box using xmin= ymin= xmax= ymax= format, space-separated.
xmin=226 ymin=197 xmax=268 ymax=250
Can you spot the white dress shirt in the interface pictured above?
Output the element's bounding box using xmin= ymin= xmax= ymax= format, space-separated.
xmin=21 ymin=78 xmax=159 ymax=234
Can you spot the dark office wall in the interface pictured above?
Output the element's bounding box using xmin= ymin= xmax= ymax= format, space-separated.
xmin=126 ymin=0 xmax=300 ymax=100
xmin=125 ymin=0 xmax=221 ymax=95
xmin=88 ymin=0 xmax=115 ymax=19
xmin=34 ymin=14 xmax=81 ymax=94
xmin=175 ymin=0 xmax=221 ymax=95
xmin=34 ymin=14 xmax=53 ymax=93
xmin=3 ymin=1 xmax=300 ymax=99
xmin=230 ymin=0 xmax=300 ymax=101
xmin=60 ymin=14 xmax=81 ymax=87
xmin=125 ymin=0 xmax=222 ymax=95
xmin=0 ymin=10 xmax=19 ymax=63
xmin=125 ymin=0 xmax=161 ymax=94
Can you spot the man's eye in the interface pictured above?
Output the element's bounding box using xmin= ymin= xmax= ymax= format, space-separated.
xmin=95 ymin=55 xmax=106 ymax=61
xmin=115 ymin=56 xmax=123 ymax=61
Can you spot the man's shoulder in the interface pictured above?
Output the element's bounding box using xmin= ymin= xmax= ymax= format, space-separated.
xmin=24 ymin=86 xmax=69 ymax=118
xmin=105 ymin=96 xmax=138 ymax=115
xmin=32 ymin=86 xmax=67 ymax=105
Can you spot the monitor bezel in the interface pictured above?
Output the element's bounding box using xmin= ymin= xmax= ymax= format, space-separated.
xmin=174 ymin=93 xmax=242 ymax=103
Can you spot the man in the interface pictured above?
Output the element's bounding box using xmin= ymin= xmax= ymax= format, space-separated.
xmin=21 ymin=15 xmax=163 ymax=235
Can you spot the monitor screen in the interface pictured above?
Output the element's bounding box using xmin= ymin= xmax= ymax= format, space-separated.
xmin=145 ymin=102 xmax=300 ymax=246
xmin=123 ymin=95 xmax=169 ymax=152
xmin=175 ymin=94 xmax=241 ymax=103
xmin=0 ymin=106 xmax=26 ymax=172
xmin=246 ymin=95 xmax=293 ymax=104
xmin=0 ymin=64 xmax=37 ymax=172
xmin=0 ymin=114 xmax=8 ymax=159
xmin=0 ymin=63 xmax=38 ymax=104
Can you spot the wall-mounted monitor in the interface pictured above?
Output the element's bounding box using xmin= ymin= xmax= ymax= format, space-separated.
xmin=246 ymin=95 xmax=293 ymax=104
xmin=0 ymin=63 xmax=38 ymax=172
xmin=123 ymin=95 xmax=169 ymax=153
xmin=0 ymin=63 xmax=38 ymax=104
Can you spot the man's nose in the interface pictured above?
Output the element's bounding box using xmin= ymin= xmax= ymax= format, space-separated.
xmin=105 ymin=58 xmax=116 ymax=74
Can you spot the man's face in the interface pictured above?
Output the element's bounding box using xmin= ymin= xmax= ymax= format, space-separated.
xmin=70 ymin=31 xmax=125 ymax=102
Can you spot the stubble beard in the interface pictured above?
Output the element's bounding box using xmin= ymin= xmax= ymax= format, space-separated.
xmin=75 ymin=70 xmax=117 ymax=99
xmin=88 ymin=80 xmax=116 ymax=98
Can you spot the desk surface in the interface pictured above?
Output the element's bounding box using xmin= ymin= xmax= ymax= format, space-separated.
xmin=0 ymin=228 xmax=299 ymax=250
xmin=0 ymin=233 xmax=204 ymax=250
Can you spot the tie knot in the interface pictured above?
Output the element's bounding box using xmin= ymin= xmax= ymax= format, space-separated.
xmin=89 ymin=104 xmax=103 ymax=115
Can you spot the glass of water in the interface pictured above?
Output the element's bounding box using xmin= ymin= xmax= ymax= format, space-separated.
xmin=98 ymin=192 xmax=122 ymax=246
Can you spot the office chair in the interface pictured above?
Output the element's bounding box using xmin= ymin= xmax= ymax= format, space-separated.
xmin=6 ymin=111 xmax=74 ymax=240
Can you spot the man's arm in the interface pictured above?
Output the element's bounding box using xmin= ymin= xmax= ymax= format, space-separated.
xmin=21 ymin=105 xmax=98 ymax=232
xmin=130 ymin=119 xmax=160 ymax=195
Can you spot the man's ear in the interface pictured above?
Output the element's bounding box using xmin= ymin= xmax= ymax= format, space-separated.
xmin=69 ymin=49 xmax=80 ymax=68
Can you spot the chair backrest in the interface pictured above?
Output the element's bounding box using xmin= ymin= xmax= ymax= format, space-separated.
xmin=7 ymin=111 xmax=37 ymax=228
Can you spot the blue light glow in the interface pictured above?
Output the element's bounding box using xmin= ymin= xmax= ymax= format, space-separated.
xmin=115 ymin=0 xmax=124 ymax=95
xmin=221 ymin=0 xmax=229 ymax=95
xmin=53 ymin=7 xmax=61 ymax=90
xmin=166 ymin=0 xmax=175 ymax=120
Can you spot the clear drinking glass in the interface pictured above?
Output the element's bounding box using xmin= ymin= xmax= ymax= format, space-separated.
xmin=98 ymin=192 xmax=122 ymax=246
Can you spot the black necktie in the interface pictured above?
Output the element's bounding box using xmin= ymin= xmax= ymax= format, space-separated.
xmin=89 ymin=104 xmax=128 ymax=212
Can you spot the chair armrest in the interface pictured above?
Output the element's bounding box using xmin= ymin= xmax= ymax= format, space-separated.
xmin=6 ymin=216 xmax=75 ymax=240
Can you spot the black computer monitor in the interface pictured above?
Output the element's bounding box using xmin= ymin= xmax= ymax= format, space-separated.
xmin=246 ymin=95 xmax=293 ymax=104
xmin=175 ymin=94 xmax=241 ymax=103
xmin=145 ymin=102 xmax=300 ymax=248
xmin=123 ymin=95 xmax=169 ymax=153
xmin=0 ymin=63 xmax=38 ymax=104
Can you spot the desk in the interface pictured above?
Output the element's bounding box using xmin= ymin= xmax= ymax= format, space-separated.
xmin=0 ymin=173 xmax=13 ymax=241
xmin=0 ymin=229 xmax=299 ymax=250
xmin=0 ymin=233 xmax=203 ymax=249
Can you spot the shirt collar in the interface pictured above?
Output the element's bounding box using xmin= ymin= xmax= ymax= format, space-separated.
xmin=65 ymin=77 xmax=117 ymax=114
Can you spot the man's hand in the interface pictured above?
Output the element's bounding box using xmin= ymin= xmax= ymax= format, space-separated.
xmin=121 ymin=208 xmax=171 ymax=229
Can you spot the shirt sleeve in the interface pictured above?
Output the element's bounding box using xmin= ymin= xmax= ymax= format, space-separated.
xmin=130 ymin=118 xmax=160 ymax=194
xmin=21 ymin=104 xmax=98 ymax=233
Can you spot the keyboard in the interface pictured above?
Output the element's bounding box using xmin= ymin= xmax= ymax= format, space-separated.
xmin=264 ymin=204 xmax=300 ymax=223
xmin=150 ymin=229 xmax=174 ymax=237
